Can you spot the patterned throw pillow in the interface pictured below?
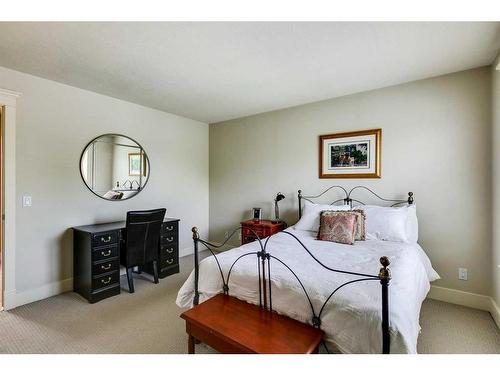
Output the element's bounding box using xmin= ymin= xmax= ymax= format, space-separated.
xmin=319 ymin=210 xmax=366 ymax=241
xmin=351 ymin=209 xmax=366 ymax=241
xmin=317 ymin=211 xmax=357 ymax=245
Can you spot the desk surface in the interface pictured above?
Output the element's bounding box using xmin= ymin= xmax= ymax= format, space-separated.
xmin=73 ymin=217 xmax=179 ymax=233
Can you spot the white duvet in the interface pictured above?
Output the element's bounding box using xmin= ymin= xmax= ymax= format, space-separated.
xmin=176 ymin=228 xmax=439 ymax=354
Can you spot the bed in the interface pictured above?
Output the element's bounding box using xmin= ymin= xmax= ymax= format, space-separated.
xmin=176 ymin=186 xmax=439 ymax=354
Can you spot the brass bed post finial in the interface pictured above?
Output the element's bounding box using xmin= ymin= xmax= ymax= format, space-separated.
xmin=379 ymin=256 xmax=391 ymax=281
xmin=407 ymin=192 xmax=414 ymax=205
xmin=192 ymin=227 xmax=200 ymax=240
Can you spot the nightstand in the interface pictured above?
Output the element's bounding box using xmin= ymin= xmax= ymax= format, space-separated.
xmin=240 ymin=220 xmax=287 ymax=245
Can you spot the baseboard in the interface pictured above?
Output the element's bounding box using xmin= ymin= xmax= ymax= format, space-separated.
xmin=4 ymin=249 xmax=195 ymax=310
xmin=5 ymin=265 xmax=499 ymax=331
xmin=179 ymin=242 xmax=234 ymax=258
xmin=489 ymin=297 xmax=500 ymax=329
xmin=428 ymin=285 xmax=500 ymax=329
xmin=428 ymin=285 xmax=492 ymax=310
xmin=3 ymin=277 xmax=73 ymax=310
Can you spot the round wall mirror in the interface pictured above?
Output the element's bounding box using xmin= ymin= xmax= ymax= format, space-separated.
xmin=80 ymin=134 xmax=150 ymax=201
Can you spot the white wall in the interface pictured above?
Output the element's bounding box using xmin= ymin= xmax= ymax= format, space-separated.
xmin=0 ymin=66 xmax=209 ymax=307
xmin=210 ymin=67 xmax=492 ymax=296
xmin=492 ymin=57 xmax=500 ymax=310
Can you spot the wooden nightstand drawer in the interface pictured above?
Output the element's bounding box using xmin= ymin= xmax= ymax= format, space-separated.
xmin=240 ymin=220 xmax=287 ymax=245
xmin=242 ymin=227 xmax=264 ymax=237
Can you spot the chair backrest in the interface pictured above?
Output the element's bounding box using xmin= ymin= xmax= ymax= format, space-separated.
xmin=124 ymin=208 xmax=166 ymax=267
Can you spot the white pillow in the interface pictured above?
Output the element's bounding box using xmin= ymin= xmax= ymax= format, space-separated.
xmin=406 ymin=204 xmax=418 ymax=243
xmin=295 ymin=200 xmax=351 ymax=232
xmin=356 ymin=205 xmax=418 ymax=243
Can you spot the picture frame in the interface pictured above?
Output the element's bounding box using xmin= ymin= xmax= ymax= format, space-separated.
xmin=252 ymin=207 xmax=262 ymax=221
xmin=319 ymin=128 xmax=381 ymax=179
xmin=128 ymin=153 xmax=146 ymax=176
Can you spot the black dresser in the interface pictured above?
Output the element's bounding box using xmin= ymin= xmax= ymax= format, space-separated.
xmin=73 ymin=218 xmax=180 ymax=303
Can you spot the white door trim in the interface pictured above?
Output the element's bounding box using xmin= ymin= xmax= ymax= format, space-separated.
xmin=0 ymin=87 xmax=21 ymax=310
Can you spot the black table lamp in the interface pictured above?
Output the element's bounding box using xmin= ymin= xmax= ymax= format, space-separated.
xmin=273 ymin=192 xmax=285 ymax=223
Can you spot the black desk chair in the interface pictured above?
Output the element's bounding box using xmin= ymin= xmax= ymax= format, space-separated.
xmin=120 ymin=208 xmax=166 ymax=293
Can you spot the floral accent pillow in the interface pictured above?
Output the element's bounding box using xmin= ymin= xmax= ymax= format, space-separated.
xmin=317 ymin=211 xmax=357 ymax=245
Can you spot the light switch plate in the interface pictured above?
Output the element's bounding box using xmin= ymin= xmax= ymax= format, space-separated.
xmin=458 ymin=267 xmax=468 ymax=281
xmin=22 ymin=195 xmax=32 ymax=207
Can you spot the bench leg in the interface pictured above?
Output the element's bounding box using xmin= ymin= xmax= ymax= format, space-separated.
xmin=188 ymin=335 xmax=195 ymax=354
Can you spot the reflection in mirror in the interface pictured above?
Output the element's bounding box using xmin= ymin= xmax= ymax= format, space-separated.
xmin=80 ymin=134 xmax=150 ymax=200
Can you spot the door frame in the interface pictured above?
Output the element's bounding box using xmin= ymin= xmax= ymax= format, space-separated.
xmin=0 ymin=88 xmax=21 ymax=310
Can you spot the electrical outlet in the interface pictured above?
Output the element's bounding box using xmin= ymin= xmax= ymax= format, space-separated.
xmin=224 ymin=231 xmax=229 ymax=239
xmin=458 ymin=268 xmax=468 ymax=281
xmin=238 ymin=232 xmax=242 ymax=240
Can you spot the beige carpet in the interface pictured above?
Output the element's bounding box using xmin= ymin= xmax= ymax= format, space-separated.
xmin=0 ymin=255 xmax=499 ymax=354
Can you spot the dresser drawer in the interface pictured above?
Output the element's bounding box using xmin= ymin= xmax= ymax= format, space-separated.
xmin=92 ymin=258 xmax=120 ymax=276
xmin=92 ymin=231 xmax=118 ymax=247
xmin=160 ymin=244 xmax=177 ymax=259
xmin=92 ymin=245 xmax=119 ymax=262
xmin=160 ymin=257 xmax=178 ymax=269
xmin=92 ymin=271 xmax=120 ymax=291
xmin=161 ymin=234 xmax=177 ymax=246
xmin=162 ymin=221 xmax=178 ymax=235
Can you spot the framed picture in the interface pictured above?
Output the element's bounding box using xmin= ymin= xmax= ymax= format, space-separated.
xmin=128 ymin=153 xmax=146 ymax=176
xmin=252 ymin=208 xmax=262 ymax=221
xmin=319 ymin=129 xmax=381 ymax=178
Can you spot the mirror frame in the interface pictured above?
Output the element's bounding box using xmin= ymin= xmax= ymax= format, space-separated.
xmin=79 ymin=133 xmax=151 ymax=201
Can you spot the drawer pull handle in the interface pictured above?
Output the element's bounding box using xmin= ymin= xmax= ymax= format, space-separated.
xmin=101 ymin=276 xmax=112 ymax=285
xmin=101 ymin=250 xmax=112 ymax=257
xmin=101 ymin=264 xmax=112 ymax=270
xmin=166 ymin=237 xmax=174 ymax=242
xmin=101 ymin=236 xmax=112 ymax=243
xmin=165 ymin=225 xmax=174 ymax=231
xmin=166 ymin=259 xmax=174 ymax=265
xmin=166 ymin=247 xmax=174 ymax=254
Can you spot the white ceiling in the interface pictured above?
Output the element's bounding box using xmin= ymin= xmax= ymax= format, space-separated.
xmin=0 ymin=22 xmax=498 ymax=123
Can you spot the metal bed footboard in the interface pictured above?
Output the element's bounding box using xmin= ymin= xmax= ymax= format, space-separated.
xmin=190 ymin=226 xmax=392 ymax=354
xmin=189 ymin=186 xmax=416 ymax=354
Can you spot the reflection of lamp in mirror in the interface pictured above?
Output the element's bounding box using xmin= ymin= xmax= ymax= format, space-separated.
xmin=272 ymin=192 xmax=285 ymax=224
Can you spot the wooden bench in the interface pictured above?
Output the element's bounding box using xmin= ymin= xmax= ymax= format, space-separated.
xmin=180 ymin=294 xmax=324 ymax=354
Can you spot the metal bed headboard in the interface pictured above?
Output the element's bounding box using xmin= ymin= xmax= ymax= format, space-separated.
xmin=298 ymin=185 xmax=414 ymax=218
